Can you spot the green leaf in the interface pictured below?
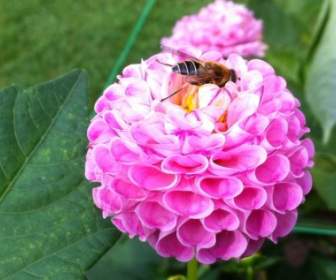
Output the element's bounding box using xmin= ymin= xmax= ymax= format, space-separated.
xmin=306 ymin=0 xmax=336 ymax=144
xmin=0 ymin=70 xmax=120 ymax=279
xmin=311 ymin=154 xmax=336 ymax=211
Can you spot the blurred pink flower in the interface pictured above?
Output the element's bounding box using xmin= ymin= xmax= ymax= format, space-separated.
xmin=86 ymin=50 xmax=314 ymax=264
xmin=161 ymin=0 xmax=267 ymax=58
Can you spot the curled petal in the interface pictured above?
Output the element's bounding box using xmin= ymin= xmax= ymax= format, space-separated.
xmin=296 ymin=171 xmax=313 ymax=195
xmin=271 ymin=211 xmax=298 ymax=241
xmin=112 ymin=178 xmax=147 ymax=200
xmin=110 ymin=138 xmax=141 ymax=164
xmin=197 ymin=231 xmax=248 ymax=264
xmin=128 ymin=165 xmax=178 ymax=190
xmin=233 ymin=186 xmax=267 ymax=210
xmin=246 ymin=209 xmax=277 ymax=238
xmin=93 ymin=145 xmax=119 ymax=174
xmin=210 ymin=145 xmax=267 ymax=175
xmin=161 ymin=154 xmax=209 ymax=174
xmin=289 ymin=146 xmax=309 ymax=177
xmin=163 ymin=191 xmax=214 ymax=219
xmin=87 ymin=118 xmax=114 ymax=143
xmin=93 ymin=186 xmax=123 ymax=217
xmin=244 ymin=114 xmax=269 ymax=135
xmin=156 ymin=232 xmax=194 ymax=262
xmin=247 ymin=59 xmax=274 ymax=76
xmin=203 ymin=208 xmax=240 ymax=232
xmin=265 ymin=118 xmax=288 ymax=147
xmin=261 ymin=75 xmax=286 ymax=103
xmin=227 ymin=93 xmax=260 ymax=127
xmin=94 ymin=96 xmax=111 ymax=113
xmin=242 ymin=238 xmax=265 ymax=258
xmin=271 ymin=182 xmax=303 ymax=212
xmin=136 ymin=201 xmax=177 ymax=231
xmin=113 ymin=212 xmax=146 ymax=239
xmin=197 ymin=176 xmax=243 ymax=199
xmin=255 ymin=154 xmax=290 ymax=184
xmin=177 ymin=219 xmax=216 ymax=249
xmin=103 ymin=110 xmax=127 ymax=131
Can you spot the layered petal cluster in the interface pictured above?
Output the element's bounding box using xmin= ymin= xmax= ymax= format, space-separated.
xmin=161 ymin=0 xmax=267 ymax=58
xmin=86 ymin=50 xmax=314 ymax=264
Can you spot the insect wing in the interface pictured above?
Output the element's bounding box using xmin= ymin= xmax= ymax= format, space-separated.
xmin=160 ymin=43 xmax=202 ymax=62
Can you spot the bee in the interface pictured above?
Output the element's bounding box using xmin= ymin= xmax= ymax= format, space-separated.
xmin=159 ymin=46 xmax=237 ymax=103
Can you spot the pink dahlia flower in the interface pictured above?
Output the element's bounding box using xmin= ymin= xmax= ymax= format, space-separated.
xmin=161 ymin=0 xmax=267 ymax=58
xmin=86 ymin=50 xmax=314 ymax=264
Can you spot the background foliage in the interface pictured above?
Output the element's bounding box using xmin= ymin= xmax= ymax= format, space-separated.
xmin=1 ymin=0 xmax=336 ymax=279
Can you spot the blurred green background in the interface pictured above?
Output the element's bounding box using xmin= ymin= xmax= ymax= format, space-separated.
xmin=2 ymin=0 xmax=336 ymax=279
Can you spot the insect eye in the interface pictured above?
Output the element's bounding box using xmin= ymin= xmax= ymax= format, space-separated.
xmin=230 ymin=70 xmax=237 ymax=82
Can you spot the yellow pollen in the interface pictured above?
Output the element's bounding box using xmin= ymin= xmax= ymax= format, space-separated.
xmin=181 ymin=85 xmax=199 ymax=112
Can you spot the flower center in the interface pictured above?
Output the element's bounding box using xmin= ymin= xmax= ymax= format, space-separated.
xmin=170 ymin=84 xmax=199 ymax=113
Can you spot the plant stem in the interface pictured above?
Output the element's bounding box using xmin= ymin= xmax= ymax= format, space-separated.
xmin=187 ymin=258 xmax=198 ymax=280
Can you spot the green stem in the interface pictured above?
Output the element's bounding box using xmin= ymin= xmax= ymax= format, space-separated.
xmin=187 ymin=259 xmax=198 ymax=280
xmin=246 ymin=266 xmax=254 ymax=280
xmin=104 ymin=0 xmax=156 ymax=88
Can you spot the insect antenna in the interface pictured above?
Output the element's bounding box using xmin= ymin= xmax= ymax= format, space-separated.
xmin=156 ymin=59 xmax=173 ymax=67
xmin=160 ymin=86 xmax=185 ymax=102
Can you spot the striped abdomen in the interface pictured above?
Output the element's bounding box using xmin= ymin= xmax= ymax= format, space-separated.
xmin=172 ymin=60 xmax=200 ymax=76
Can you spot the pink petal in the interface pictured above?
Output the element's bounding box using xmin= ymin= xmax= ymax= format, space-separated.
xmin=183 ymin=134 xmax=226 ymax=153
xmin=161 ymin=154 xmax=209 ymax=174
xmin=113 ymin=212 xmax=144 ymax=238
xmin=246 ymin=210 xmax=277 ymax=238
xmin=244 ymin=114 xmax=269 ymax=135
xmin=272 ymin=182 xmax=303 ymax=212
xmin=197 ymin=231 xmax=248 ymax=264
xmin=272 ymin=211 xmax=298 ymax=241
xmin=296 ymin=171 xmax=313 ymax=195
xmin=302 ymin=139 xmax=315 ymax=158
xmin=233 ymin=186 xmax=267 ymax=210
xmin=223 ymin=124 xmax=251 ymax=149
xmin=156 ymin=232 xmax=194 ymax=262
xmin=255 ymin=154 xmax=290 ymax=184
xmin=261 ymin=75 xmax=286 ymax=103
xmin=247 ymin=59 xmax=275 ymax=76
xmin=122 ymin=64 xmax=143 ymax=78
xmin=265 ymin=118 xmax=288 ymax=147
xmin=103 ymin=111 xmax=127 ymax=131
xmin=112 ymin=178 xmax=147 ymax=200
xmin=203 ymin=208 xmax=239 ymax=232
xmin=163 ymin=191 xmax=214 ymax=219
xmin=197 ymin=84 xmax=220 ymax=108
xmin=92 ymin=186 xmax=123 ymax=217
xmin=177 ymin=219 xmax=216 ymax=249
xmin=197 ymin=176 xmax=243 ymax=199
xmin=227 ymin=94 xmax=260 ymax=127
xmin=242 ymin=239 xmax=265 ymax=258
xmin=110 ymin=139 xmax=141 ymax=164
xmin=85 ymin=151 xmax=99 ymax=181
xmin=240 ymin=70 xmax=263 ymax=92
xmin=103 ymin=83 xmax=124 ymax=101
xmin=210 ymin=145 xmax=267 ymax=175
xmin=289 ymin=147 xmax=309 ymax=177
xmin=93 ymin=145 xmax=118 ymax=173
xmin=136 ymin=201 xmax=177 ymax=231
xmin=128 ymin=165 xmax=178 ymax=190
xmin=94 ymin=96 xmax=111 ymax=113
xmin=87 ymin=119 xmax=114 ymax=143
